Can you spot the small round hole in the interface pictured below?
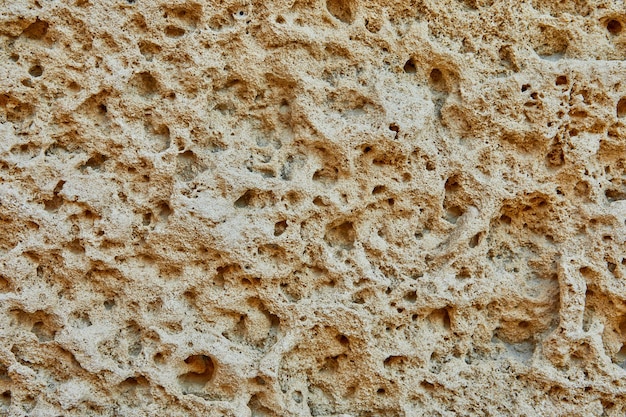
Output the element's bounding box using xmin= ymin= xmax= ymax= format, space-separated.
xmin=403 ymin=59 xmax=416 ymax=73
xmin=336 ymin=335 xmax=349 ymax=345
xmin=429 ymin=68 xmax=443 ymax=83
xmin=29 ymin=65 xmax=43 ymax=77
xmin=607 ymin=19 xmax=622 ymax=35
xmin=617 ymin=97 xmax=626 ymax=118
xmin=555 ymin=75 xmax=567 ymax=85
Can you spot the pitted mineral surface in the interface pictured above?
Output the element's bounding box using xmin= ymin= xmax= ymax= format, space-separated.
xmin=1 ymin=0 xmax=626 ymax=416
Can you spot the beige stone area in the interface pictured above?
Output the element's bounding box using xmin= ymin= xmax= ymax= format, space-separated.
xmin=1 ymin=0 xmax=626 ymax=415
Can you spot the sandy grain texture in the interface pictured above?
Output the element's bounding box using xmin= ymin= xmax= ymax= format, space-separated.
xmin=1 ymin=0 xmax=626 ymax=415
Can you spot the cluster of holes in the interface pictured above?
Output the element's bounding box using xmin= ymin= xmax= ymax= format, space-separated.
xmin=546 ymin=141 xmax=565 ymax=168
xmin=0 ymin=94 xmax=35 ymax=123
xmin=213 ymin=295 xmax=281 ymax=349
xmin=3 ymin=4 xmax=626 ymax=414
xmin=11 ymin=309 xmax=59 ymax=342
xmin=443 ymin=175 xmax=468 ymax=224
xmin=534 ymin=24 xmax=569 ymax=58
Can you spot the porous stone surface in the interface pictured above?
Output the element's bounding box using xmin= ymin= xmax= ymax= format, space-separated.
xmin=1 ymin=0 xmax=626 ymax=415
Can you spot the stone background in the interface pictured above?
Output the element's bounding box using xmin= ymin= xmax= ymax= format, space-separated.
xmin=1 ymin=0 xmax=626 ymax=415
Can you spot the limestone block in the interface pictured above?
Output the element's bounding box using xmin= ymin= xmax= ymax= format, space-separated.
xmin=1 ymin=0 xmax=626 ymax=415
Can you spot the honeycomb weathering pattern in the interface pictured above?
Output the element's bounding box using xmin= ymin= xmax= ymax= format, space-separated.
xmin=1 ymin=0 xmax=626 ymax=415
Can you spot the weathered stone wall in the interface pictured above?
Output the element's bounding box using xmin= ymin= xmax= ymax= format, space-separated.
xmin=1 ymin=0 xmax=626 ymax=415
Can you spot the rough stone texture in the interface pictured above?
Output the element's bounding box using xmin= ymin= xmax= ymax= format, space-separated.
xmin=1 ymin=0 xmax=626 ymax=415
